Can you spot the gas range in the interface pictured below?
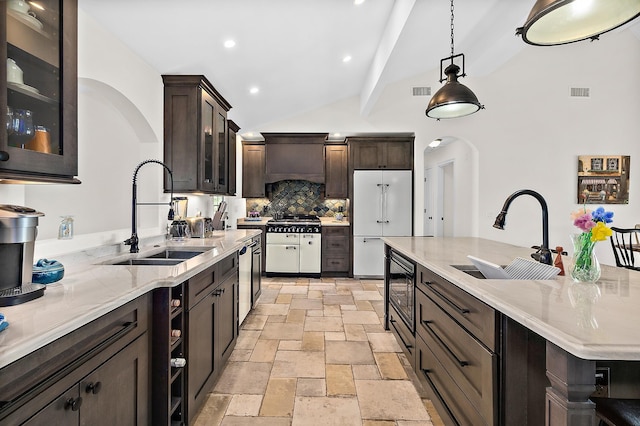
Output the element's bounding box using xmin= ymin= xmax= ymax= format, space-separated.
xmin=266 ymin=215 xmax=321 ymax=233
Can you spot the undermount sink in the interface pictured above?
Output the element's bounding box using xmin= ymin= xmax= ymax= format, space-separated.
xmin=102 ymin=246 xmax=215 ymax=266
xmin=451 ymin=265 xmax=489 ymax=279
xmin=111 ymin=258 xmax=184 ymax=266
xmin=144 ymin=249 xmax=210 ymax=260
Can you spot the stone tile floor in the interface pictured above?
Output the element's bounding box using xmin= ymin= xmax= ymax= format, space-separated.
xmin=193 ymin=277 xmax=445 ymax=426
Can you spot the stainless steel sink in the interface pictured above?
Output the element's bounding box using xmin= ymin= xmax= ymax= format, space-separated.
xmin=144 ymin=249 xmax=209 ymax=260
xmin=111 ymin=258 xmax=184 ymax=266
xmin=451 ymin=265 xmax=488 ymax=279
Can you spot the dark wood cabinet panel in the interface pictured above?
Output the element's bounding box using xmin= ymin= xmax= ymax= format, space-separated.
xmin=228 ymin=120 xmax=239 ymax=196
xmin=162 ymin=75 xmax=232 ymax=194
xmin=186 ymin=253 xmax=238 ymax=425
xmin=242 ymin=143 xmax=266 ymax=197
xmin=349 ymin=138 xmax=413 ymax=170
xmin=1 ymin=0 xmax=79 ymax=183
xmin=0 ymin=295 xmax=151 ymax=425
xmin=324 ymin=144 xmax=348 ymax=198
xmin=321 ymin=226 xmax=350 ymax=274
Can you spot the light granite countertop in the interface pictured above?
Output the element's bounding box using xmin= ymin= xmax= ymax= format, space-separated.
xmin=383 ymin=236 xmax=640 ymax=361
xmin=0 ymin=229 xmax=260 ymax=369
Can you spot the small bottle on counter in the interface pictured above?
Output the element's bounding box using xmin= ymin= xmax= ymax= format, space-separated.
xmin=554 ymin=246 xmax=565 ymax=276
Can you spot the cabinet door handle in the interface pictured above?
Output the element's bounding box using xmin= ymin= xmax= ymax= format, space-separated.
xmin=389 ymin=318 xmax=413 ymax=350
xmin=0 ymin=151 xmax=8 ymax=161
xmin=421 ymin=320 xmax=469 ymax=367
xmin=422 ymin=282 xmax=470 ymax=315
xmin=65 ymin=397 xmax=83 ymax=411
xmin=86 ymin=381 xmax=102 ymax=394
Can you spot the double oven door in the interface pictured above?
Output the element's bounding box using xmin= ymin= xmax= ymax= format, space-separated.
xmin=265 ymin=232 xmax=321 ymax=274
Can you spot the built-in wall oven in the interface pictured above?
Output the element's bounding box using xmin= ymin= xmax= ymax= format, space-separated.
xmin=265 ymin=215 xmax=321 ymax=277
xmin=386 ymin=248 xmax=415 ymax=332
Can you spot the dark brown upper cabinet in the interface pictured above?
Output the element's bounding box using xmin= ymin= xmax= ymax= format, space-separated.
xmin=242 ymin=142 xmax=266 ymax=198
xmin=162 ymin=75 xmax=232 ymax=194
xmin=262 ymin=133 xmax=326 ymax=184
xmin=1 ymin=0 xmax=79 ymax=184
xmin=228 ymin=120 xmax=239 ymax=196
xmin=349 ymin=137 xmax=413 ymax=170
xmin=324 ymin=144 xmax=348 ymax=198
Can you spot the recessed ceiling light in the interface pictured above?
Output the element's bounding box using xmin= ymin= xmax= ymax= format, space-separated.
xmin=428 ymin=139 xmax=442 ymax=148
xmin=354 ymin=0 xmax=365 ymax=5
xmin=343 ymin=55 xmax=352 ymax=63
xmin=224 ymin=39 xmax=236 ymax=48
xmin=249 ymin=87 xmax=259 ymax=95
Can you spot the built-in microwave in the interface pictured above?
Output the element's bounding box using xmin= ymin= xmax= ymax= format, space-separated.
xmin=387 ymin=249 xmax=415 ymax=332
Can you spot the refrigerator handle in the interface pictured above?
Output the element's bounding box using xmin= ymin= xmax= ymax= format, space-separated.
xmin=376 ymin=183 xmax=384 ymax=223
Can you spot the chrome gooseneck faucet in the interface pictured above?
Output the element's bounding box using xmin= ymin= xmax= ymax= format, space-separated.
xmin=124 ymin=159 xmax=175 ymax=253
xmin=493 ymin=189 xmax=552 ymax=265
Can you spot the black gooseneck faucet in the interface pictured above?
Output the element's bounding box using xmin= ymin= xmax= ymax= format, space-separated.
xmin=493 ymin=189 xmax=552 ymax=265
xmin=124 ymin=159 xmax=175 ymax=253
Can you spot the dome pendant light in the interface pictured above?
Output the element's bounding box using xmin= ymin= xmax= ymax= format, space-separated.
xmin=426 ymin=0 xmax=483 ymax=120
xmin=517 ymin=0 xmax=640 ymax=46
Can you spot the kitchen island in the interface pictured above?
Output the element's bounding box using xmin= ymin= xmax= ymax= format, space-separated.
xmin=383 ymin=236 xmax=640 ymax=426
xmin=0 ymin=229 xmax=260 ymax=425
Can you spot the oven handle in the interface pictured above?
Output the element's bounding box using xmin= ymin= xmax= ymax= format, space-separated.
xmin=390 ymin=252 xmax=414 ymax=275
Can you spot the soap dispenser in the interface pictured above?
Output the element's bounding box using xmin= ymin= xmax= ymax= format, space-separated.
xmin=58 ymin=216 xmax=74 ymax=239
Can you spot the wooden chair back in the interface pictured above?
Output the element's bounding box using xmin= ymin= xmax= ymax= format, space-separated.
xmin=609 ymin=227 xmax=640 ymax=271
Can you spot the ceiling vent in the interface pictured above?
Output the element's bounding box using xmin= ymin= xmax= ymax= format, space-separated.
xmin=412 ymin=86 xmax=431 ymax=96
xmin=570 ymin=87 xmax=590 ymax=98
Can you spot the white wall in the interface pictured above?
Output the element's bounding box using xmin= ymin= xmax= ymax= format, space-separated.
xmin=258 ymin=30 xmax=640 ymax=266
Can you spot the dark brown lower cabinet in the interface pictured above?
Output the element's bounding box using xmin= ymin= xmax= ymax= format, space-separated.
xmin=186 ymin=253 xmax=238 ymax=424
xmin=321 ymin=226 xmax=350 ymax=275
xmin=0 ymin=295 xmax=151 ymax=425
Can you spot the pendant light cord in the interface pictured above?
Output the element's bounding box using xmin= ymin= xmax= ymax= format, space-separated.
xmin=450 ymin=0 xmax=455 ymax=59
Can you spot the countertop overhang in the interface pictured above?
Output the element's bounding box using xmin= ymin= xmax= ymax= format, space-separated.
xmin=0 ymin=229 xmax=260 ymax=369
xmin=383 ymin=236 xmax=640 ymax=361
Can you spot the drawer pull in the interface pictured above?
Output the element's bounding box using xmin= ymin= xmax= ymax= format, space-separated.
xmin=65 ymin=397 xmax=83 ymax=411
xmin=86 ymin=381 xmax=102 ymax=394
xmin=423 ymin=282 xmax=470 ymax=315
xmin=422 ymin=320 xmax=469 ymax=367
xmin=389 ymin=318 xmax=413 ymax=350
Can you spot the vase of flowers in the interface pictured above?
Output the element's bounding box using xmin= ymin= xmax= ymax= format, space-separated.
xmin=570 ymin=206 xmax=613 ymax=283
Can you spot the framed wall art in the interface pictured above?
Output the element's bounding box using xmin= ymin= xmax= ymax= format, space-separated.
xmin=577 ymin=155 xmax=630 ymax=204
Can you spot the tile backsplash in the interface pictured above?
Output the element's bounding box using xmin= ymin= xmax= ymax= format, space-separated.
xmin=246 ymin=180 xmax=347 ymax=217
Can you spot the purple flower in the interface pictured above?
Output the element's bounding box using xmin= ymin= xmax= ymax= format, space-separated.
xmin=591 ymin=207 xmax=614 ymax=224
xmin=574 ymin=214 xmax=596 ymax=232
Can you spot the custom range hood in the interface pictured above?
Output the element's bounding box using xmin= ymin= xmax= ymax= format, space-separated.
xmin=263 ymin=133 xmax=326 ymax=184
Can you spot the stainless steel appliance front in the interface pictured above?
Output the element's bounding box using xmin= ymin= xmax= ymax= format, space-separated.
xmin=387 ymin=249 xmax=415 ymax=332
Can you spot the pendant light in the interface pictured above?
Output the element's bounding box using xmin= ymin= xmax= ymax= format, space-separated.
xmin=426 ymin=0 xmax=483 ymax=120
xmin=517 ymin=0 xmax=640 ymax=46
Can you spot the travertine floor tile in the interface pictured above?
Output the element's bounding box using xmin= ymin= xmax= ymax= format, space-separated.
xmin=276 ymin=294 xmax=293 ymax=304
xmin=352 ymin=290 xmax=384 ymax=301
xmin=296 ymin=378 xmax=326 ymax=397
xmin=214 ymin=362 xmax=272 ymax=394
xmin=355 ymin=300 xmax=375 ymax=311
xmin=286 ymin=309 xmax=306 ymax=324
xmin=326 ymin=364 xmax=356 ymax=396
xmin=323 ymin=294 xmax=354 ymax=305
xmin=242 ymin=314 xmax=268 ymax=330
xmin=342 ymin=310 xmax=382 ymax=325
xmin=272 ymin=350 xmax=325 ymax=378
xmin=325 ymin=340 xmax=375 ymax=365
xmin=304 ymin=316 xmax=343 ymax=332
xmin=290 ymin=298 xmax=323 ymax=310
xmin=226 ymin=394 xmax=263 ymax=416
xmin=374 ymin=352 xmax=408 ymax=380
xmin=368 ymin=332 xmax=402 ymax=352
xmin=363 ymin=421 xmax=395 ymax=426
xmin=229 ymin=348 xmax=252 ymax=362
xmin=254 ymin=303 xmax=291 ymax=316
xmin=260 ymin=378 xmax=297 ymax=417
xmin=279 ymin=286 xmax=308 ymax=295
xmin=301 ymin=331 xmax=324 ymax=351
xmin=355 ymin=380 xmax=430 ymax=421
xmin=250 ymin=339 xmax=280 ymax=362
xmin=324 ymin=331 xmax=346 ymax=341
xmin=352 ymin=364 xmax=381 ymax=380
xmin=234 ymin=330 xmax=261 ymax=350
xmin=345 ymin=324 xmax=368 ymax=341
xmin=221 ymin=417 xmax=291 ymax=426
xmin=323 ymin=305 xmax=342 ymax=317
xmin=193 ymin=394 xmax=231 ymax=426
xmin=292 ymin=397 xmax=362 ymax=426
xmin=261 ymin=322 xmax=304 ymax=340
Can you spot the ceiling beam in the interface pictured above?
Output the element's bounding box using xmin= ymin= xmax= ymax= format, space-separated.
xmin=359 ymin=0 xmax=417 ymax=117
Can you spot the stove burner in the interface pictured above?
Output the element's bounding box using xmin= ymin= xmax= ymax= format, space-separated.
xmin=267 ymin=214 xmax=321 ymax=233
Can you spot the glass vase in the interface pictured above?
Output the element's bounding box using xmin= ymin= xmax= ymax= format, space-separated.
xmin=570 ymin=233 xmax=601 ymax=283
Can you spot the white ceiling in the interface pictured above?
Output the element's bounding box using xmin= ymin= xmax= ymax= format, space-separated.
xmin=78 ymin=0 xmax=640 ymax=131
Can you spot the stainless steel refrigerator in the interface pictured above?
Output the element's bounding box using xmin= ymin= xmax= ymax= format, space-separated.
xmin=353 ymin=170 xmax=412 ymax=277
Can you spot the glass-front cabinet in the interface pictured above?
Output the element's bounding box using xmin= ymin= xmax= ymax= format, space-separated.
xmin=1 ymin=0 xmax=79 ymax=183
